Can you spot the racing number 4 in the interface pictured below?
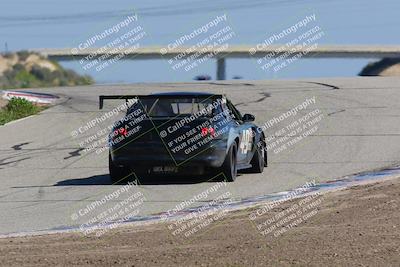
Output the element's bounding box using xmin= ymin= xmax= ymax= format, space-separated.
xmin=240 ymin=129 xmax=253 ymax=154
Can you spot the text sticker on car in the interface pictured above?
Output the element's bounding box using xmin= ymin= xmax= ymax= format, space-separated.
xmin=240 ymin=129 xmax=253 ymax=154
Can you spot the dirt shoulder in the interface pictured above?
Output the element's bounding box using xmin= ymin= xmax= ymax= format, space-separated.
xmin=1 ymin=178 xmax=399 ymax=267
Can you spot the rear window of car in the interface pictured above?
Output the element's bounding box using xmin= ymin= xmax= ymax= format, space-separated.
xmin=127 ymin=97 xmax=220 ymax=117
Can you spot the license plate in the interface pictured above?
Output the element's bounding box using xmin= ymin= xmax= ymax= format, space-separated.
xmin=152 ymin=166 xmax=178 ymax=173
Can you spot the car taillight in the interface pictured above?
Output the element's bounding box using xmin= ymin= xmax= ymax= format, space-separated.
xmin=201 ymin=127 xmax=215 ymax=137
xmin=113 ymin=127 xmax=128 ymax=139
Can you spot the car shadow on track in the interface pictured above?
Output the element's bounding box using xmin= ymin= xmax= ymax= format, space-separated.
xmin=54 ymin=174 xmax=225 ymax=186
xmin=55 ymin=174 xmax=111 ymax=186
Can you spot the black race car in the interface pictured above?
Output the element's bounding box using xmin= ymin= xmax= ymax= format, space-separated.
xmin=99 ymin=92 xmax=267 ymax=183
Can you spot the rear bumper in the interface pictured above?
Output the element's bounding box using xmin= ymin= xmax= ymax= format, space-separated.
xmin=110 ymin=141 xmax=227 ymax=169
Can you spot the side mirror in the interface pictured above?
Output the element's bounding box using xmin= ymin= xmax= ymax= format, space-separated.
xmin=242 ymin=113 xmax=255 ymax=122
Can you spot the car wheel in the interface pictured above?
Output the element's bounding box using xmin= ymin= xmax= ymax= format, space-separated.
xmin=109 ymin=153 xmax=130 ymax=184
xmin=222 ymin=142 xmax=238 ymax=182
xmin=249 ymin=141 xmax=265 ymax=173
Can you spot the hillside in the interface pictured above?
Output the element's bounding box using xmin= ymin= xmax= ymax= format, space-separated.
xmin=0 ymin=51 xmax=93 ymax=89
xmin=359 ymin=58 xmax=400 ymax=76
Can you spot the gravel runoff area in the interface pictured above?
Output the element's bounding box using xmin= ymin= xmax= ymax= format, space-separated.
xmin=0 ymin=177 xmax=399 ymax=266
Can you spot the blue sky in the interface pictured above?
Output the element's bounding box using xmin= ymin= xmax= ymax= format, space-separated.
xmin=1 ymin=0 xmax=399 ymax=83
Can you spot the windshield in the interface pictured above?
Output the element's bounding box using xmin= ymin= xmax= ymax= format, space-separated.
xmin=127 ymin=97 xmax=220 ymax=117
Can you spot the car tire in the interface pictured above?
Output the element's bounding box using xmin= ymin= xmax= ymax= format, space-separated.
xmin=264 ymin=146 xmax=268 ymax=167
xmin=222 ymin=142 xmax=238 ymax=182
xmin=109 ymin=153 xmax=130 ymax=184
xmin=249 ymin=141 xmax=265 ymax=173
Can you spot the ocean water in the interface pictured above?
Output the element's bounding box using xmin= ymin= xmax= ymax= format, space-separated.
xmin=1 ymin=0 xmax=399 ymax=83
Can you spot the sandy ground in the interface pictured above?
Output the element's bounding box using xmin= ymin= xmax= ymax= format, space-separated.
xmin=0 ymin=178 xmax=399 ymax=266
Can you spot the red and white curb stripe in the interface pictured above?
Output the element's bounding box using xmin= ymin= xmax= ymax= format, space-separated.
xmin=1 ymin=90 xmax=59 ymax=105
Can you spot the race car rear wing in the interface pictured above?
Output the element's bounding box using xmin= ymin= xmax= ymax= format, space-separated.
xmin=99 ymin=94 xmax=224 ymax=109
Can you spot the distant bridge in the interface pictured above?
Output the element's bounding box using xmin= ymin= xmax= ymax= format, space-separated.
xmin=31 ymin=45 xmax=400 ymax=80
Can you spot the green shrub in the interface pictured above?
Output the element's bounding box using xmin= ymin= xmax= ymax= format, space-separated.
xmin=0 ymin=98 xmax=43 ymax=125
xmin=15 ymin=70 xmax=39 ymax=88
xmin=13 ymin=63 xmax=25 ymax=72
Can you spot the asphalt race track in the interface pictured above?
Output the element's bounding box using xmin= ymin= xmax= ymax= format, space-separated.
xmin=0 ymin=77 xmax=399 ymax=235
